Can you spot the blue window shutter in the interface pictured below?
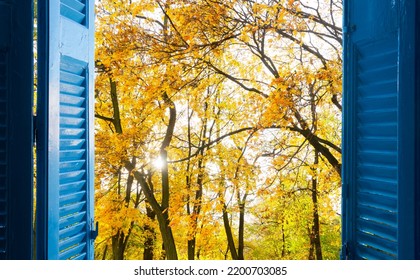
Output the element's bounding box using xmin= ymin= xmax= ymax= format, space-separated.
xmin=0 ymin=0 xmax=33 ymax=260
xmin=342 ymin=0 xmax=417 ymax=259
xmin=37 ymin=0 xmax=95 ymax=260
xmin=416 ymin=0 xmax=420 ymax=261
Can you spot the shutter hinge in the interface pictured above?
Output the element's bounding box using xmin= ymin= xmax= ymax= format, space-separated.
xmin=343 ymin=25 xmax=356 ymax=35
xmin=90 ymin=221 xmax=99 ymax=240
xmin=33 ymin=114 xmax=37 ymax=146
xmin=341 ymin=242 xmax=350 ymax=260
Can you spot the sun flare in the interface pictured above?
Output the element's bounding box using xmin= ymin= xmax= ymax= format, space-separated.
xmin=153 ymin=157 xmax=165 ymax=169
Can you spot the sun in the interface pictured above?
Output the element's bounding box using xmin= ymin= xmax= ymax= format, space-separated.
xmin=153 ymin=157 xmax=165 ymax=169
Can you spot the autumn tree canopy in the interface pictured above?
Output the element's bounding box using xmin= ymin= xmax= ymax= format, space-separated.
xmin=94 ymin=0 xmax=342 ymax=260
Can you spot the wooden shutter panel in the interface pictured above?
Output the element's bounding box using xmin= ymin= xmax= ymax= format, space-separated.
xmin=416 ymin=1 xmax=420 ymax=260
xmin=342 ymin=0 xmax=418 ymax=259
xmin=0 ymin=0 xmax=33 ymax=260
xmin=37 ymin=0 xmax=95 ymax=260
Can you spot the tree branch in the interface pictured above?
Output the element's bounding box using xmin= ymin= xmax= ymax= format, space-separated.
xmin=169 ymin=127 xmax=256 ymax=163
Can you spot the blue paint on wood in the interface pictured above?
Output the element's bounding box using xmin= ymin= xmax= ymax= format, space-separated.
xmin=37 ymin=0 xmax=95 ymax=260
xmin=415 ymin=0 xmax=420 ymax=261
xmin=343 ymin=0 xmax=419 ymax=259
xmin=0 ymin=0 xmax=33 ymax=260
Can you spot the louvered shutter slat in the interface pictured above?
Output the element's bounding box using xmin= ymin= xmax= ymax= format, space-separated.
xmin=60 ymin=0 xmax=86 ymax=25
xmin=358 ymin=151 xmax=397 ymax=166
xmin=59 ymin=212 xmax=86 ymax=229
xmin=60 ymin=128 xmax=85 ymax=139
xmin=60 ymin=117 xmax=85 ymax=128
xmin=61 ymin=139 xmax=86 ymax=150
xmin=61 ymin=70 xmax=85 ymax=85
xmin=356 ymin=245 xmax=395 ymax=260
xmin=59 ymin=243 xmax=86 ymax=260
xmin=60 ymin=150 xmax=85 ymax=161
xmin=60 ymin=191 xmax=86 ymax=206
xmin=60 ymin=171 xmax=85 ymax=184
xmin=357 ymin=218 xmax=397 ymax=242
xmin=71 ymin=253 xmax=87 ymax=260
xmin=60 ymin=105 xmax=85 ymax=117
xmin=356 ymin=231 xmax=397 ymax=256
xmin=61 ymin=0 xmax=85 ymax=12
xmin=60 ymin=180 xmax=86 ymax=190
xmin=358 ymin=110 xmax=397 ymax=124
xmin=358 ymin=165 xmax=397 ymax=181
xmin=60 ymin=84 xmax=85 ymax=96
xmin=59 ymin=222 xmax=86 ymax=240
xmin=357 ymin=179 xmax=397 ymax=197
xmin=59 ymin=232 xmax=86 ymax=252
xmin=60 ymin=161 xmax=86 ymax=173
xmin=59 ymin=202 xmax=86 ymax=218
xmin=60 ymin=95 xmax=85 ymax=107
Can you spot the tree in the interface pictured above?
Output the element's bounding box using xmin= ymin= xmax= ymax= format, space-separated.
xmin=94 ymin=0 xmax=342 ymax=260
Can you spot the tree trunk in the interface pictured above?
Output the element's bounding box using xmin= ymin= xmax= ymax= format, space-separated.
xmin=125 ymin=90 xmax=178 ymax=260
xmin=222 ymin=203 xmax=238 ymax=260
xmin=160 ymin=242 xmax=166 ymax=260
xmin=111 ymin=168 xmax=135 ymax=260
xmin=281 ymin=223 xmax=286 ymax=258
xmin=308 ymin=226 xmax=315 ymax=260
xmin=238 ymin=203 xmax=245 ymax=260
xmin=157 ymin=210 xmax=178 ymax=260
xmin=188 ymin=143 xmax=205 ymax=260
xmin=112 ymin=230 xmax=127 ymax=260
xmin=127 ymin=163 xmax=178 ymax=260
xmin=187 ymin=161 xmax=204 ymax=260
xmin=143 ymin=203 xmax=156 ymax=260
xmin=188 ymin=239 xmax=196 ymax=260
xmin=109 ymin=78 xmax=123 ymax=134
xmin=158 ymin=93 xmax=178 ymax=260
xmin=99 ymin=75 xmax=179 ymax=259
xmin=187 ymin=102 xmax=208 ymax=260
xmin=311 ymin=150 xmax=323 ymax=260
xmin=102 ymin=245 xmax=108 ymax=260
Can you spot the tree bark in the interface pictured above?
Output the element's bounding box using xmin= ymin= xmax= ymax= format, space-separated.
xmin=157 ymin=211 xmax=178 ymax=260
xmin=281 ymin=223 xmax=286 ymax=258
xmin=143 ymin=203 xmax=156 ymax=260
xmin=112 ymin=229 xmax=131 ymax=260
xmin=187 ymin=112 xmax=207 ymax=260
xmin=111 ymin=167 xmax=135 ymax=260
xmin=238 ymin=202 xmax=245 ymax=260
xmin=102 ymin=245 xmax=108 ymax=260
xmin=222 ymin=203 xmax=239 ymax=260
xmin=158 ymin=92 xmax=178 ymax=260
xmin=308 ymin=226 xmax=315 ymax=260
xmin=109 ymin=78 xmax=123 ymax=134
xmin=310 ymin=150 xmax=323 ymax=260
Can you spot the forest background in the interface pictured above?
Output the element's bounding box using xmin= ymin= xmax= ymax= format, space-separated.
xmin=93 ymin=0 xmax=343 ymax=260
